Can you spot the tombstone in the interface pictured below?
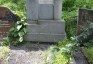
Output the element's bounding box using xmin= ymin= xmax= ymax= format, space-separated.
xmin=25 ymin=0 xmax=66 ymax=42
xmin=0 ymin=20 xmax=13 ymax=38
xmin=0 ymin=7 xmax=20 ymax=40
xmin=77 ymin=8 xmax=93 ymax=35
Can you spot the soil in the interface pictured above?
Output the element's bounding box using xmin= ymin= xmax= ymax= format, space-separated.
xmin=4 ymin=42 xmax=53 ymax=64
xmin=73 ymin=48 xmax=89 ymax=64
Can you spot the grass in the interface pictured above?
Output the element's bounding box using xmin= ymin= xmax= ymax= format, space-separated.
xmin=83 ymin=47 xmax=93 ymax=64
xmin=0 ymin=46 xmax=10 ymax=63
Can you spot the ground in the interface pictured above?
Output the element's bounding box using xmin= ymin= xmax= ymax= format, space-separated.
xmin=0 ymin=42 xmax=53 ymax=64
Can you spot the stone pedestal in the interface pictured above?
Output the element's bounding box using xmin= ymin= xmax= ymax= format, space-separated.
xmin=25 ymin=0 xmax=66 ymax=42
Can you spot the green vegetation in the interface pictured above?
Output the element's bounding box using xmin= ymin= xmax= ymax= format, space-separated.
xmin=0 ymin=0 xmax=93 ymax=64
xmin=0 ymin=46 xmax=10 ymax=62
xmin=0 ymin=0 xmax=26 ymax=18
xmin=47 ymin=0 xmax=93 ymax=64
xmin=3 ymin=19 xmax=27 ymax=46
xmin=46 ymin=37 xmax=78 ymax=64
xmin=0 ymin=0 xmax=27 ymax=45
xmin=52 ymin=53 xmax=70 ymax=64
xmin=63 ymin=0 xmax=93 ymax=39
xmin=83 ymin=48 xmax=93 ymax=64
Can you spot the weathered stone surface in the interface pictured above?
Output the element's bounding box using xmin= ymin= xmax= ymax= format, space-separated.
xmin=27 ymin=20 xmax=65 ymax=34
xmin=38 ymin=4 xmax=54 ymax=20
xmin=39 ymin=0 xmax=54 ymax=4
xmin=25 ymin=33 xmax=65 ymax=42
xmin=26 ymin=0 xmax=38 ymax=20
xmin=25 ymin=0 xmax=65 ymax=42
xmin=0 ymin=21 xmax=13 ymax=37
xmin=0 ymin=7 xmax=20 ymax=22
xmin=26 ymin=0 xmax=62 ymax=20
xmin=0 ymin=7 xmax=20 ymax=39
xmin=73 ymin=48 xmax=89 ymax=64
xmin=54 ymin=0 xmax=62 ymax=20
xmin=25 ymin=20 xmax=65 ymax=42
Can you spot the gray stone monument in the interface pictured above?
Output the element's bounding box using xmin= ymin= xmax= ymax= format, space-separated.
xmin=25 ymin=0 xmax=66 ymax=42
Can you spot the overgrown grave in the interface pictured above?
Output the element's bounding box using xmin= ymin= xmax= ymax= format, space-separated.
xmin=73 ymin=8 xmax=93 ymax=64
xmin=0 ymin=7 xmax=20 ymax=40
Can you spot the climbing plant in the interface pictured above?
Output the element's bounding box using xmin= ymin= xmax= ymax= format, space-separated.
xmin=3 ymin=18 xmax=27 ymax=46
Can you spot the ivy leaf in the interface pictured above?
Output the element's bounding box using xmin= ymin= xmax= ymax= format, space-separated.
xmin=18 ymin=32 xmax=24 ymax=37
xmin=23 ymin=28 xmax=27 ymax=33
xmin=17 ymin=21 xmax=21 ymax=24
xmin=17 ymin=25 xmax=22 ymax=31
xmin=24 ymin=23 xmax=28 ymax=25
xmin=19 ymin=37 xmax=23 ymax=42
xmin=9 ymin=27 xmax=15 ymax=32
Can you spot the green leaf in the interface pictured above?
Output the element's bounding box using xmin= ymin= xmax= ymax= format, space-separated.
xmin=18 ymin=32 xmax=24 ymax=37
xmin=24 ymin=23 xmax=27 ymax=25
xmin=17 ymin=25 xmax=22 ymax=31
xmin=9 ymin=28 xmax=15 ymax=32
xmin=19 ymin=37 xmax=23 ymax=42
xmin=17 ymin=21 xmax=21 ymax=24
xmin=23 ymin=28 xmax=27 ymax=33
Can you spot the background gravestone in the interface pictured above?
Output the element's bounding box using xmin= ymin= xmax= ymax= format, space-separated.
xmin=77 ymin=9 xmax=93 ymax=35
xmin=25 ymin=0 xmax=66 ymax=42
xmin=0 ymin=20 xmax=13 ymax=39
xmin=0 ymin=7 xmax=20 ymax=40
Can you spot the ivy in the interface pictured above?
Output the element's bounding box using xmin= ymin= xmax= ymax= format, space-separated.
xmin=3 ymin=18 xmax=27 ymax=46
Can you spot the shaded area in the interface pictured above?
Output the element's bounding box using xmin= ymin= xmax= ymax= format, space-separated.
xmin=73 ymin=48 xmax=89 ymax=64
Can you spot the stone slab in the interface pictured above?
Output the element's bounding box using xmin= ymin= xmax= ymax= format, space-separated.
xmin=38 ymin=4 xmax=54 ymax=20
xmin=25 ymin=20 xmax=66 ymax=42
xmin=26 ymin=0 xmax=38 ymax=20
xmin=39 ymin=0 xmax=54 ymax=4
xmin=27 ymin=20 xmax=38 ymax=24
xmin=27 ymin=20 xmax=65 ymax=34
xmin=54 ymin=0 xmax=62 ymax=20
xmin=24 ymin=33 xmax=66 ymax=42
xmin=25 ymin=0 xmax=65 ymax=42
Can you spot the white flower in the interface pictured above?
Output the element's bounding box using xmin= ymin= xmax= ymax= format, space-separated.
xmin=66 ymin=43 xmax=73 ymax=47
xmin=71 ymin=37 xmax=76 ymax=40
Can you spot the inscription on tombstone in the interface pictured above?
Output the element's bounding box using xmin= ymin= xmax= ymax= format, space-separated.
xmin=77 ymin=9 xmax=93 ymax=35
xmin=0 ymin=20 xmax=13 ymax=37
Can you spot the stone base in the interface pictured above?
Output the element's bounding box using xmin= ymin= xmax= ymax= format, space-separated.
xmin=25 ymin=33 xmax=65 ymax=42
xmin=24 ymin=20 xmax=66 ymax=42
